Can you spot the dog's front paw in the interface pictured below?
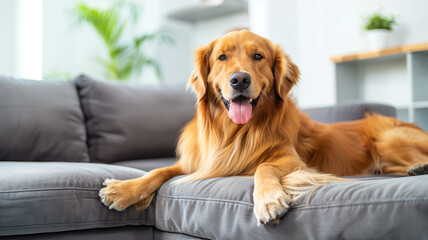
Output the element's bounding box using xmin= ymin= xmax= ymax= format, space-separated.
xmin=99 ymin=178 xmax=140 ymax=211
xmin=253 ymin=186 xmax=291 ymax=225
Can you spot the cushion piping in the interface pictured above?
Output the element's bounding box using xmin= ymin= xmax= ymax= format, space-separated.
xmin=156 ymin=193 xmax=428 ymax=210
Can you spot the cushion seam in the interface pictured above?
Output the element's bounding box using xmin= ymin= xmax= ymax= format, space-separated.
xmin=0 ymin=219 xmax=154 ymax=230
xmin=1 ymin=156 xmax=87 ymax=161
xmin=0 ymin=196 xmax=102 ymax=201
xmin=0 ymin=187 xmax=100 ymax=194
xmin=156 ymin=228 xmax=209 ymax=240
xmin=76 ymin=76 xmax=99 ymax=162
xmin=157 ymin=194 xmax=428 ymax=209
xmin=292 ymin=197 xmax=428 ymax=211
xmin=157 ymin=194 xmax=253 ymax=207
xmin=85 ymin=98 xmax=99 ymax=162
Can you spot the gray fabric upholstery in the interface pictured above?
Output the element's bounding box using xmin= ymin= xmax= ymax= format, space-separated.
xmin=2 ymin=75 xmax=422 ymax=239
xmin=303 ymin=101 xmax=397 ymax=123
xmin=74 ymin=75 xmax=195 ymax=163
xmin=112 ymin=158 xmax=177 ymax=172
xmin=156 ymin=175 xmax=428 ymax=240
xmin=154 ymin=229 xmax=204 ymax=240
xmin=1 ymin=226 xmax=154 ymax=240
xmin=0 ymin=162 xmax=153 ymax=236
xmin=0 ymin=76 xmax=89 ymax=162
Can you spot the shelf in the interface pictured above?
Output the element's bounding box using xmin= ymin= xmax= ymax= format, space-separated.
xmin=396 ymin=108 xmax=410 ymax=122
xmin=331 ymin=42 xmax=428 ymax=63
xmin=414 ymin=108 xmax=428 ymax=131
xmin=413 ymin=101 xmax=428 ymax=109
xmin=395 ymin=102 xmax=428 ymax=110
xmin=333 ymin=41 xmax=428 ymax=129
xmin=396 ymin=105 xmax=410 ymax=110
xmin=167 ymin=0 xmax=248 ymax=22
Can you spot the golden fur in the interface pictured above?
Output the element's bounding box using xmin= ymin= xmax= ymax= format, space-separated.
xmin=99 ymin=30 xmax=428 ymax=225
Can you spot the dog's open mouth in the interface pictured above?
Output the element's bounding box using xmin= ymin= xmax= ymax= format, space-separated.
xmin=221 ymin=93 xmax=261 ymax=124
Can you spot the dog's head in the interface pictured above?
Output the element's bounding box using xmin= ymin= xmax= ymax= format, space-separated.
xmin=188 ymin=30 xmax=300 ymax=124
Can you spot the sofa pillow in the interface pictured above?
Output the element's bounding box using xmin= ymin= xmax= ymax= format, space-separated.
xmin=74 ymin=75 xmax=195 ymax=163
xmin=0 ymin=76 xmax=89 ymax=162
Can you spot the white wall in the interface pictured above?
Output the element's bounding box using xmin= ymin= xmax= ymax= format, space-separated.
xmin=149 ymin=0 xmax=196 ymax=86
xmin=154 ymin=18 xmax=194 ymax=86
xmin=194 ymin=12 xmax=249 ymax=46
xmin=249 ymin=0 xmax=299 ymax=62
xmin=248 ymin=0 xmax=428 ymax=108
xmin=0 ymin=0 xmax=17 ymax=77
xmin=2 ymin=0 xmax=428 ymax=99
xmin=0 ymin=0 xmax=43 ymax=80
xmin=157 ymin=0 xmax=250 ymax=85
xmin=359 ymin=58 xmax=409 ymax=107
xmin=248 ymin=0 xmax=301 ymax=102
xmin=16 ymin=0 xmax=42 ymax=80
xmin=293 ymin=0 xmax=428 ymax=108
xmin=0 ymin=0 xmax=190 ymax=84
xmin=42 ymin=0 xmax=115 ymax=80
xmin=43 ymin=0 xmax=194 ymax=85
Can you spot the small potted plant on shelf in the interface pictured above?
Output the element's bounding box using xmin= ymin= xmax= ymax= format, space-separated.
xmin=364 ymin=11 xmax=396 ymax=50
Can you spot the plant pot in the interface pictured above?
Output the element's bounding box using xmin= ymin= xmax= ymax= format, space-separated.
xmin=366 ymin=29 xmax=392 ymax=51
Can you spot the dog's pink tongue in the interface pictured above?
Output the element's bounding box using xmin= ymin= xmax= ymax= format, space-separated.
xmin=228 ymin=99 xmax=252 ymax=124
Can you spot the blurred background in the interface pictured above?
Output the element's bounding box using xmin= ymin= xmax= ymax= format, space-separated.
xmin=1 ymin=0 xmax=428 ymax=110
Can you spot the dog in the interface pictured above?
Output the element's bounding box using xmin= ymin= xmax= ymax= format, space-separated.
xmin=99 ymin=30 xmax=428 ymax=225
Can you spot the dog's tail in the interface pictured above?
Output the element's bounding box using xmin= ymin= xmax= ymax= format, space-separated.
xmin=280 ymin=168 xmax=355 ymax=205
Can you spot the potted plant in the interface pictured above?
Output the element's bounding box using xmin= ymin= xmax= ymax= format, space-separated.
xmin=364 ymin=12 xmax=396 ymax=50
xmin=71 ymin=1 xmax=173 ymax=81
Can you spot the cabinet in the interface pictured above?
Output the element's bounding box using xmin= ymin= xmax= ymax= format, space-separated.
xmin=331 ymin=42 xmax=428 ymax=131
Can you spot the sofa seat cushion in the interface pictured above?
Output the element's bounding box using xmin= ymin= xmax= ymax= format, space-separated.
xmin=0 ymin=162 xmax=152 ymax=236
xmin=0 ymin=76 xmax=89 ymax=162
xmin=155 ymin=175 xmax=428 ymax=240
xmin=112 ymin=158 xmax=177 ymax=172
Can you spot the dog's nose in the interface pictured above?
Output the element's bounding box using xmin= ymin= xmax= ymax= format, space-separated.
xmin=229 ymin=72 xmax=251 ymax=91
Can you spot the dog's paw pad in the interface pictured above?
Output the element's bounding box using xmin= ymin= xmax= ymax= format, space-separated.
xmin=98 ymin=179 xmax=131 ymax=211
xmin=408 ymin=163 xmax=428 ymax=176
xmin=254 ymin=191 xmax=291 ymax=225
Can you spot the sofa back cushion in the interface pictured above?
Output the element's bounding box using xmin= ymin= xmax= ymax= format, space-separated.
xmin=0 ymin=76 xmax=89 ymax=162
xmin=303 ymin=102 xmax=397 ymax=123
xmin=74 ymin=75 xmax=195 ymax=163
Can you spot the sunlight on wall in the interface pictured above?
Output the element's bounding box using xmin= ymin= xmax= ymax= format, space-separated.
xmin=15 ymin=0 xmax=42 ymax=80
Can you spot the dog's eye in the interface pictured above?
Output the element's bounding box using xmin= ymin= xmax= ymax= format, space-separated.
xmin=218 ymin=54 xmax=227 ymax=61
xmin=254 ymin=53 xmax=263 ymax=60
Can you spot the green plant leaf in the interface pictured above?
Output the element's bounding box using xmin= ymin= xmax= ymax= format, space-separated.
xmin=364 ymin=12 xmax=395 ymax=31
xmin=43 ymin=69 xmax=73 ymax=81
xmin=71 ymin=1 xmax=173 ymax=82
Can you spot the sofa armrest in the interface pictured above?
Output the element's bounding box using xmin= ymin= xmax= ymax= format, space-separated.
xmin=302 ymin=102 xmax=397 ymax=123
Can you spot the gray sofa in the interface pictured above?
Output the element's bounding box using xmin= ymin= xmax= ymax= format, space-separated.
xmin=1 ymin=75 xmax=427 ymax=240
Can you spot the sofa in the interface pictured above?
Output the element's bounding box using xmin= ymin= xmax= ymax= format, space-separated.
xmin=1 ymin=75 xmax=427 ymax=240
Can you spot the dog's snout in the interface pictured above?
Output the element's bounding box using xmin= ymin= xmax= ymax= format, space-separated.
xmin=229 ymin=72 xmax=251 ymax=91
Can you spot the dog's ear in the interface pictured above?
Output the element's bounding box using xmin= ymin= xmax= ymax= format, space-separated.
xmin=187 ymin=42 xmax=215 ymax=101
xmin=273 ymin=45 xmax=300 ymax=100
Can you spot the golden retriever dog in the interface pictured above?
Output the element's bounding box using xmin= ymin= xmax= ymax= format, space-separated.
xmin=99 ymin=30 xmax=428 ymax=224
